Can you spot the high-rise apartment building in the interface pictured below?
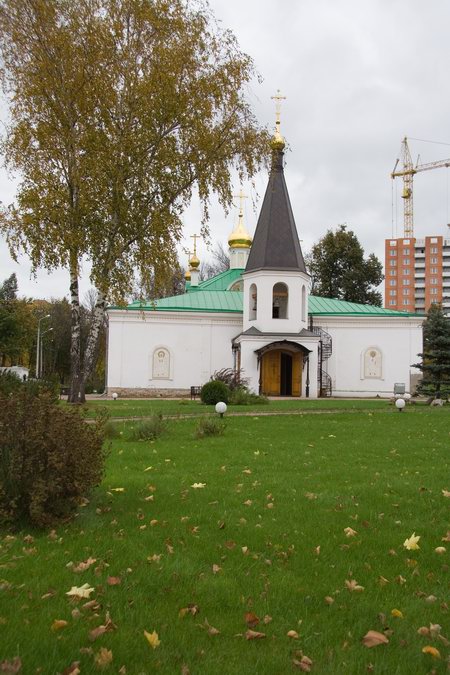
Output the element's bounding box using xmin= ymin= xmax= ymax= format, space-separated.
xmin=384 ymin=236 xmax=450 ymax=314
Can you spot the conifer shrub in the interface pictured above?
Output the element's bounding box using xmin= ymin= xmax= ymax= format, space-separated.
xmin=130 ymin=414 xmax=166 ymax=441
xmin=0 ymin=390 xmax=106 ymax=527
xmin=200 ymin=380 xmax=229 ymax=405
xmin=195 ymin=416 xmax=226 ymax=438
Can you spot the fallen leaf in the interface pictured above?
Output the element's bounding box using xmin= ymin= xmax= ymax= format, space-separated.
xmin=324 ymin=596 xmax=334 ymax=605
xmin=362 ymin=630 xmax=389 ymax=648
xmin=243 ymin=499 xmax=253 ymax=506
xmin=51 ymin=619 xmax=68 ymax=631
xmin=403 ymin=533 xmax=420 ymax=550
xmin=417 ymin=626 xmax=430 ymax=636
xmin=179 ymin=604 xmax=199 ymax=618
xmin=72 ymin=557 xmax=97 ymax=573
xmin=287 ymin=630 xmax=299 ymax=639
xmin=89 ymin=625 xmax=108 ymax=641
xmin=442 ymin=489 xmax=450 ymax=498
xmin=0 ymin=657 xmax=22 ymax=673
xmin=391 ymin=609 xmax=404 ymax=619
xmin=434 ymin=546 xmax=446 ymax=554
xmin=191 ymin=483 xmax=206 ymax=489
xmin=292 ymin=654 xmax=313 ymax=671
xmin=66 ymin=583 xmax=95 ymax=599
xmin=304 ymin=492 xmax=317 ymax=500
xmin=204 ymin=619 xmax=220 ymax=636
xmin=344 ymin=527 xmax=357 ymax=538
xmin=212 ymin=564 xmax=221 ymax=575
xmin=94 ymin=647 xmax=113 ymax=669
xmin=144 ymin=630 xmax=160 ymax=649
xmin=242 ymin=469 xmax=252 ymax=475
xmin=106 ymin=576 xmax=121 ymax=586
xmin=61 ymin=662 xmax=81 ymax=675
xmin=345 ymin=579 xmax=364 ymax=592
xmin=263 ymin=614 xmax=272 ymax=624
xmin=111 ymin=488 xmax=125 ymax=493
xmin=244 ymin=612 xmax=259 ymax=628
xmin=421 ymin=646 xmax=440 ymax=658
xmin=245 ymin=629 xmax=266 ymax=640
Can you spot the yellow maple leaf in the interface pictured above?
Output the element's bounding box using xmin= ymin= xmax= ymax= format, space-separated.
xmin=422 ymin=646 xmax=441 ymax=659
xmin=442 ymin=489 xmax=450 ymax=498
xmin=344 ymin=527 xmax=357 ymax=538
xmin=51 ymin=619 xmax=68 ymax=631
xmin=66 ymin=583 xmax=95 ymax=599
xmin=403 ymin=532 xmax=420 ymax=550
xmin=191 ymin=483 xmax=206 ymax=489
xmin=144 ymin=629 xmax=160 ymax=649
xmin=391 ymin=608 xmax=404 ymax=618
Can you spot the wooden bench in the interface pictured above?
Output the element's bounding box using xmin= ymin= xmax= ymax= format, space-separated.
xmin=190 ymin=386 xmax=201 ymax=400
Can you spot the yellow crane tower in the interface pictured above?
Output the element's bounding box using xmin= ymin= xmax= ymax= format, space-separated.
xmin=391 ymin=136 xmax=450 ymax=238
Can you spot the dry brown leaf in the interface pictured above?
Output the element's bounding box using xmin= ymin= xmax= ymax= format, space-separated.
xmin=245 ymin=629 xmax=266 ymax=640
xmin=287 ymin=630 xmax=299 ymax=639
xmin=62 ymin=662 xmax=81 ymax=675
xmin=179 ymin=604 xmax=199 ymax=618
xmin=263 ymin=614 xmax=272 ymax=624
xmin=244 ymin=612 xmax=259 ymax=628
xmin=204 ymin=619 xmax=220 ymax=636
xmin=324 ymin=596 xmax=334 ymax=605
xmin=94 ymin=647 xmax=113 ymax=669
xmin=89 ymin=625 xmax=108 ymax=641
xmin=73 ymin=557 xmax=97 ymax=573
xmin=224 ymin=540 xmax=236 ymax=550
xmin=106 ymin=576 xmax=121 ymax=586
xmin=212 ymin=564 xmax=221 ymax=575
xmin=344 ymin=527 xmax=358 ymax=538
xmin=292 ymin=655 xmax=313 ymax=671
xmin=362 ymin=630 xmax=389 ymax=648
xmin=417 ymin=626 xmax=430 ymax=636
xmin=243 ymin=499 xmax=253 ymax=506
xmin=0 ymin=657 xmax=22 ymax=673
xmin=51 ymin=619 xmax=68 ymax=631
xmin=345 ymin=579 xmax=364 ymax=592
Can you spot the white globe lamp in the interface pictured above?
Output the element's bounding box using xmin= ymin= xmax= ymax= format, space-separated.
xmin=395 ymin=398 xmax=405 ymax=412
xmin=112 ymin=392 xmax=118 ymax=400
xmin=215 ymin=401 xmax=227 ymax=418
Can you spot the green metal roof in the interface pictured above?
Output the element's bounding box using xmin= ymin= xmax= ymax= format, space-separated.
xmin=117 ymin=282 xmax=421 ymax=317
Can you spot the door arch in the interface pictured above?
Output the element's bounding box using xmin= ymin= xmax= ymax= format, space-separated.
xmin=258 ymin=341 xmax=309 ymax=397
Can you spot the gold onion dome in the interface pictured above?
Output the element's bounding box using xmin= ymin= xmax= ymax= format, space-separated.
xmin=184 ymin=268 xmax=191 ymax=280
xmin=228 ymin=214 xmax=252 ymax=249
xmin=189 ymin=253 xmax=200 ymax=269
xmin=270 ymin=127 xmax=285 ymax=151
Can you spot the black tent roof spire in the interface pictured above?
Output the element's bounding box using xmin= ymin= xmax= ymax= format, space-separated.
xmin=244 ymin=92 xmax=307 ymax=275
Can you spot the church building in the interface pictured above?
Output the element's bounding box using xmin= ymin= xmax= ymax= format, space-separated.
xmin=106 ymin=118 xmax=424 ymax=399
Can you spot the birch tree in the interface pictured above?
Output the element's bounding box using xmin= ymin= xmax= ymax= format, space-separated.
xmin=0 ymin=0 xmax=268 ymax=401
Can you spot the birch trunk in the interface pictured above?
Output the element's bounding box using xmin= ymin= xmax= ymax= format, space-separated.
xmin=78 ymin=290 xmax=106 ymax=404
xmin=68 ymin=263 xmax=82 ymax=403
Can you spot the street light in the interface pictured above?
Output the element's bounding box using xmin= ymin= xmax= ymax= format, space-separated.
xmin=36 ymin=314 xmax=50 ymax=379
xmin=40 ymin=327 xmax=54 ymax=379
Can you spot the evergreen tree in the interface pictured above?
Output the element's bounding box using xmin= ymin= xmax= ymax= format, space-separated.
xmin=306 ymin=225 xmax=383 ymax=306
xmin=413 ymin=302 xmax=450 ymax=398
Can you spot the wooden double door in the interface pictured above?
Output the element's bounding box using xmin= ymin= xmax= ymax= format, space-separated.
xmin=261 ymin=350 xmax=302 ymax=396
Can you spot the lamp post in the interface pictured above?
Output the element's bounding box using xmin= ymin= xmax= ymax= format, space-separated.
xmin=40 ymin=327 xmax=54 ymax=379
xmin=36 ymin=314 xmax=50 ymax=379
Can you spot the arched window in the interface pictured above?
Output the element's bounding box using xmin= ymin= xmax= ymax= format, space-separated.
xmin=301 ymin=285 xmax=306 ymax=322
xmin=249 ymin=283 xmax=257 ymax=320
xmin=272 ymin=282 xmax=288 ymax=319
xmin=152 ymin=347 xmax=170 ymax=379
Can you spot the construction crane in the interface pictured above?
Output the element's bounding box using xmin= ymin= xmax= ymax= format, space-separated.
xmin=391 ymin=136 xmax=450 ymax=237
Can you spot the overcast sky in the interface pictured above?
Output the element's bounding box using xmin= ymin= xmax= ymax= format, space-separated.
xmin=2 ymin=0 xmax=450 ymax=300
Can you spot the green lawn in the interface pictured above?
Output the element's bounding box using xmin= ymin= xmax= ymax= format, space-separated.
xmin=79 ymin=396 xmax=396 ymax=419
xmin=1 ymin=408 xmax=449 ymax=674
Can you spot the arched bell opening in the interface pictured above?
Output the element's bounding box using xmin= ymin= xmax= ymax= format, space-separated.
xmin=272 ymin=282 xmax=288 ymax=319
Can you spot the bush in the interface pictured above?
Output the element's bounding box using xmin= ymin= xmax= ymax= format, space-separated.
xmin=229 ymin=387 xmax=269 ymax=406
xmin=200 ymin=380 xmax=229 ymax=405
xmin=195 ymin=416 xmax=226 ymax=438
xmin=0 ymin=371 xmax=59 ymax=402
xmin=103 ymin=420 xmax=121 ymax=439
xmin=212 ymin=368 xmax=249 ymax=391
xmin=130 ymin=415 xmax=166 ymax=441
xmin=0 ymin=391 xmax=106 ymax=527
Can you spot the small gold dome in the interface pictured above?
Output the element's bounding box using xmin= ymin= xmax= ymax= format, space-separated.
xmin=184 ymin=268 xmax=191 ymax=280
xmin=228 ymin=215 xmax=252 ymax=249
xmin=189 ymin=253 xmax=200 ymax=269
xmin=270 ymin=128 xmax=285 ymax=151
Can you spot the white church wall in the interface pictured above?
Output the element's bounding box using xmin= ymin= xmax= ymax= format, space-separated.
xmin=107 ymin=310 xmax=241 ymax=395
xmin=314 ymin=316 xmax=423 ymax=397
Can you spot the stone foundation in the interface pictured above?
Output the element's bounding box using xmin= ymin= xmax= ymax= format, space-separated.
xmin=107 ymin=387 xmax=191 ymax=399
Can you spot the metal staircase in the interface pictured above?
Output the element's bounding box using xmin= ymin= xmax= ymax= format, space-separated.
xmin=310 ymin=326 xmax=333 ymax=397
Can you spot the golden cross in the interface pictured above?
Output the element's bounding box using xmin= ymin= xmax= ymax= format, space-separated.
xmin=271 ymin=89 xmax=286 ymax=126
xmin=233 ymin=188 xmax=248 ymax=217
xmin=190 ymin=233 xmax=200 ymax=255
